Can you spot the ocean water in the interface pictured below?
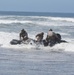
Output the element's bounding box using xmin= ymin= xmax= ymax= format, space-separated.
xmin=0 ymin=11 xmax=74 ymax=75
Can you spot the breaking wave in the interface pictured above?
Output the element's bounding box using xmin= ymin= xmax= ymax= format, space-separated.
xmin=0 ymin=20 xmax=33 ymax=24
xmin=0 ymin=15 xmax=74 ymax=52
xmin=0 ymin=31 xmax=74 ymax=52
xmin=0 ymin=16 xmax=74 ymax=27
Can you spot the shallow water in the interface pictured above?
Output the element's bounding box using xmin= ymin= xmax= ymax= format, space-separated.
xmin=0 ymin=48 xmax=74 ymax=75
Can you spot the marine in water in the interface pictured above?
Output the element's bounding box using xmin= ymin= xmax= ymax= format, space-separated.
xmin=35 ymin=32 xmax=44 ymax=42
xmin=10 ymin=29 xmax=67 ymax=46
xmin=43 ymin=29 xmax=65 ymax=46
xmin=19 ymin=29 xmax=28 ymax=41
xmin=45 ymin=29 xmax=56 ymax=46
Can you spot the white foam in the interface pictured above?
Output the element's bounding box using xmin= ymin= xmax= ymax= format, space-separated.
xmin=29 ymin=16 xmax=74 ymax=23
xmin=0 ymin=15 xmax=74 ymax=51
xmin=0 ymin=20 xmax=33 ymax=24
xmin=47 ymin=17 xmax=74 ymax=23
xmin=0 ymin=16 xmax=74 ymax=27
xmin=0 ymin=32 xmax=18 ymax=45
xmin=0 ymin=31 xmax=74 ymax=52
xmin=30 ymin=17 xmax=74 ymax=26
xmin=24 ymin=16 xmax=74 ymax=23
xmin=0 ymin=32 xmax=36 ymax=49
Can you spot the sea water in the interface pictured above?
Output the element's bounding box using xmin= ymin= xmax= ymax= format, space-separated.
xmin=0 ymin=12 xmax=74 ymax=75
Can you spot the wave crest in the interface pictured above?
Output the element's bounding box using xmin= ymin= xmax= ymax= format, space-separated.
xmin=0 ymin=20 xmax=33 ymax=24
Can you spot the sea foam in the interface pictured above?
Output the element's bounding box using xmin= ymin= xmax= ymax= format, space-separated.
xmin=0 ymin=31 xmax=74 ymax=52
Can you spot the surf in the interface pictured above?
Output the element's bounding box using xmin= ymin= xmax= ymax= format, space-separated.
xmin=0 ymin=14 xmax=74 ymax=52
xmin=0 ymin=31 xmax=73 ymax=52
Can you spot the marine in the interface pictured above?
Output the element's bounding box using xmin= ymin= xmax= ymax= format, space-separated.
xmin=19 ymin=29 xmax=28 ymax=41
xmin=35 ymin=32 xmax=44 ymax=43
